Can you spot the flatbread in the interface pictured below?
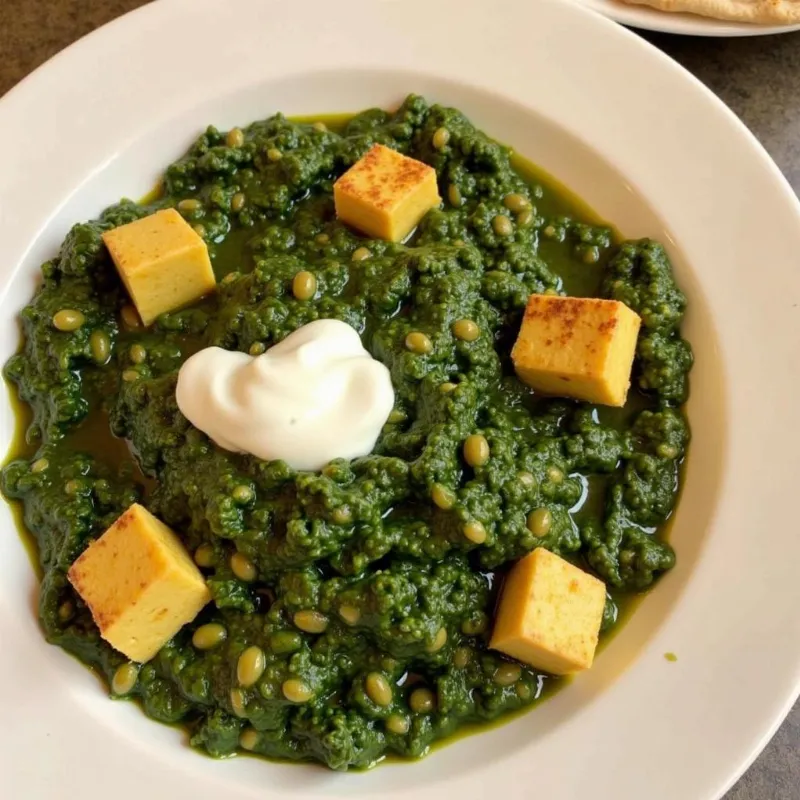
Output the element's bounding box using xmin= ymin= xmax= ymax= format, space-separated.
xmin=620 ymin=0 xmax=800 ymax=23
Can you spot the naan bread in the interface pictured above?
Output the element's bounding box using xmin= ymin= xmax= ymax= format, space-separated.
xmin=620 ymin=0 xmax=800 ymax=23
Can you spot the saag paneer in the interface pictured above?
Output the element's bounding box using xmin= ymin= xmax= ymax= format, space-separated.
xmin=2 ymin=94 xmax=691 ymax=770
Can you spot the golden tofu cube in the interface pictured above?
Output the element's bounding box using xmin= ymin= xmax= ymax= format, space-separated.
xmin=512 ymin=294 xmax=641 ymax=406
xmin=67 ymin=503 xmax=210 ymax=663
xmin=490 ymin=548 xmax=606 ymax=675
xmin=333 ymin=144 xmax=441 ymax=241
xmin=102 ymin=208 xmax=216 ymax=325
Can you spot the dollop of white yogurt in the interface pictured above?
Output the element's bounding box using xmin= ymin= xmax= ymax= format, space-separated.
xmin=176 ymin=319 xmax=395 ymax=471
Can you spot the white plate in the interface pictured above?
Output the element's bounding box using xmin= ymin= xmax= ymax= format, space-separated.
xmin=1 ymin=1 xmax=800 ymax=799
xmin=575 ymin=0 xmax=800 ymax=35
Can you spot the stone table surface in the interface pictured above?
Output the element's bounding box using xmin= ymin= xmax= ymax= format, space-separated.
xmin=0 ymin=1 xmax=798 ymax=797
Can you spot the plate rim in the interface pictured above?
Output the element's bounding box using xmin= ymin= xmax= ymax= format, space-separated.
xmin=1 ymin=1 xmax=800 ymax=799
xmin=572 ymin=0 xmax=800 ymax=35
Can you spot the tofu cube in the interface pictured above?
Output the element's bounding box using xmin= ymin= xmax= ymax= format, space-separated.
xmin=512 ymin=294 xmax=641 ymax=406
xmin=490 ymin=548 xmax=606 ymax=675
xmin=67 ymin=503 xmax=210 ymax=663
xmin=102 ymin=208 xmax=216 ymax=326
xmin=334 ymin=144 xmax=441 ymax=241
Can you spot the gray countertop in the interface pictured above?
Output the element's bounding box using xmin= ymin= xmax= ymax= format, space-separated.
xmin=0 ymin=1 xmax=797 ymax=797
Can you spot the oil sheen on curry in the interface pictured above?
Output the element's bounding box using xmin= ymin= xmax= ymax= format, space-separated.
xmin=2 ymin=95 xmax=692 ymax=770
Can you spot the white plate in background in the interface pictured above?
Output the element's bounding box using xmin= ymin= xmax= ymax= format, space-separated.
xmin=576 ymin=0 xmax=800 ymax=35
xmin=1 ymin=1 xmax=800 ymax=799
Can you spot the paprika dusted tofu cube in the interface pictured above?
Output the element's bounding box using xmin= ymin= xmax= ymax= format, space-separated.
xmin=102 ymin=208 xmax=216 ymax=325
xmin=334 ymin=144 xmax=441 ymax=241
xmin=490 ymin=548 xmax=606 ymax=675
xmin=67 ymin=503 xmax=210 ymax=663
xmin=512 ymin=294 xmax=641 ymax=407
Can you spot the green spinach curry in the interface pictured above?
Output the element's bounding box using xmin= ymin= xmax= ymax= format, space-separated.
xmin=2 ymin=95 xmax=692 ymax=770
